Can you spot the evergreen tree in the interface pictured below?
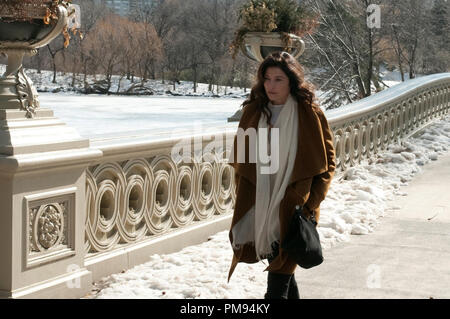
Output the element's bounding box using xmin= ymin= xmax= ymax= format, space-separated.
xmin=430 ymin=0 xmax=449 ymax=49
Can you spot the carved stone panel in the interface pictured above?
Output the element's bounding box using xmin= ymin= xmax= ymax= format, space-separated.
xmin=24 ymin=188 xmax=76 ymax=269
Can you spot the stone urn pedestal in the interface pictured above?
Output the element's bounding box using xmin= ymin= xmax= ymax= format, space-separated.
xmin=0 ymin=4 xmax=102 ymax=298
xmin=240 ymin=32 xmax=305 ymax=62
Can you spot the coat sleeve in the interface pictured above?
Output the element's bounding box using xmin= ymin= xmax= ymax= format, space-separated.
xmin=304 ymin=109 xmax=336 ymax=222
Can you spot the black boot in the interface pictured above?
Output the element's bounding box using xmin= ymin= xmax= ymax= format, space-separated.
xmin=264 ymin=272 xmax=292 ymax=299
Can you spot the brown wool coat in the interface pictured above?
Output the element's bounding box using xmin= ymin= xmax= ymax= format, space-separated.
xmin=227 ymin=98 xmax=336 ymax=282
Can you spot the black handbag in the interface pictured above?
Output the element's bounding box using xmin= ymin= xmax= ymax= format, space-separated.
xmin=281 ymin=205 xmax=323 ymax=269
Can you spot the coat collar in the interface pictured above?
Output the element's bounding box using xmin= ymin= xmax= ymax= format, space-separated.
xmin=232 ymin=100 xmax=328 ymax=186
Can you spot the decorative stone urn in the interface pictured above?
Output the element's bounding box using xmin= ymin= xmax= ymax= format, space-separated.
xmin=0 ymin=2 xmax=102 ymax=299
xmin=227 ymin=32 xmax=306 ymax=122
xmin=0 ymin=1 xmax=68 ymax=118
xmin=240 ymin=32 xmax=305 ymax=62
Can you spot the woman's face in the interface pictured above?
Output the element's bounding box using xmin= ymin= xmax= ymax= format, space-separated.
xmin=263 ymin=66 xmax=290 ymax=105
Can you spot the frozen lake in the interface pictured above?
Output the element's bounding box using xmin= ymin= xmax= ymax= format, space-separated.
xmin=39 ymin=93 xmax=243 ymax=141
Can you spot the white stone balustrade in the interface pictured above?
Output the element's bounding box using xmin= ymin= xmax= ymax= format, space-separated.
xmin=83 ymin=130 xmax=238 ymax=281
xmin=85 ymin=133 xmax=236 ymax=254
xmin=327 ymin=73 xmax=449 ymax=171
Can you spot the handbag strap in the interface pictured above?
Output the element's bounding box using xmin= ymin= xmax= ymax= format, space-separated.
xmin=295 ymin=205 xmax=318 ymax=226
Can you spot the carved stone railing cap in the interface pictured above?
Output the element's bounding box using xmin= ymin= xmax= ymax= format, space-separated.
xmin=326 ymin=73 xmax=450 ymax=125
xmin=89 ymin=124 xmax=238 ymax=161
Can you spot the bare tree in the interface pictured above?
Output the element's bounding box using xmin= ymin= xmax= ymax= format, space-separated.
xmin=184 ymin=0 xmax=239 ymax=93
xmin=46 ymin=39 xmax=66 ymax=84
xmin=384 ymin=1 xmax=431 ymax=80
xmin=17 ymin=0 xmax=447 ymax=102
xmin=135 ymin=21 xmax=163 ymax=84
xmin=304 ymin=0 xmax=391 ymax=109
xmin=82 ymin=14 xmax=130 ymax=93
xmin=72 ymin=0 xmax=109 ymax=89
xmin=133 ymin=0 xmax=182 ymax=83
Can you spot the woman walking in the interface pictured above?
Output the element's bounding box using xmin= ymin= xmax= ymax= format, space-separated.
xmin=227 ymin=52 xmax=336 ymax=299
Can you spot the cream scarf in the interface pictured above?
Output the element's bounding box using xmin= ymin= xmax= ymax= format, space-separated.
xmin=232 ymin=94 xmax=299 ymax=260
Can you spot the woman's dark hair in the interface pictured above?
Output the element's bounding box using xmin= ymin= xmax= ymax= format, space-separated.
xmin=242 ymin=51 xmax=319 ymax=126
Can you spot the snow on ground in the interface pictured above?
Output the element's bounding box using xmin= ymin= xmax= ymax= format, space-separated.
xmin=39 ymin=93 xmax=243 ymax=139
xmin=0 ymin=64 xmax=249 ymax=98
xmin=379 ymin=64 xmax=417 ymax=88
xmin=84 ymin=114 xmax=450 ymax=299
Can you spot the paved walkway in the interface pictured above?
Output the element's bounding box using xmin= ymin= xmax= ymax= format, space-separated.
xmin=295 ymin=151 xmax=450 ymax=299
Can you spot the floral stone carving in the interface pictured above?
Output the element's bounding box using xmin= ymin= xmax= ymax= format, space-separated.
xmin=29 ymin=202 xmax=67 ymax=252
